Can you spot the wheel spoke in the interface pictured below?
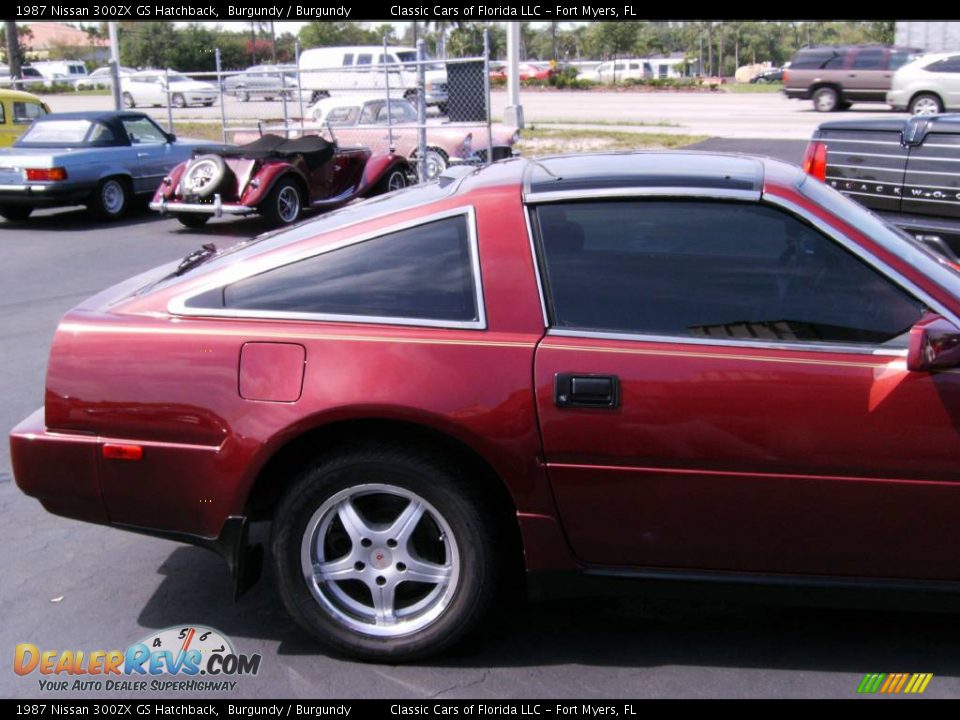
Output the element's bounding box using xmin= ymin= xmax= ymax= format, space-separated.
xmin=314 ymin=556 xmax=356 ymax=582
xmin=400 ymin=557 xmax=451 ymax=586
xmin=337 ymin=499 xmax=369 ymax=543
xmin=372 ymin=583 xmax=397 ymax=625
xmin=387 ymin=499 xmax=424 ymax=545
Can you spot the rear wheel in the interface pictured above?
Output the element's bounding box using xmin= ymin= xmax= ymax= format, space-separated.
xmin=171 ymin=93 xmax=186 ymax=109
xmin=271 ymin=447 xmax=497 ymax=662
xmin=0 ymin=205 xmax=32 ymax=221
xmin=175 ymin=213 xmax=210 ymax=228
xmin=813 ymin=86 xmax=839 ymax=112
xmin=87 ymin=177 xmax=129 ymax=220
xmin=122 ymin=91 xmax=135 ymax=108
xmin=261 ymin=177 xmax=302 ymax=226
xmin=909 ymin=93 xmax=943 ymax=116
xmin=418 ymin=148 xmax=448 ymax=180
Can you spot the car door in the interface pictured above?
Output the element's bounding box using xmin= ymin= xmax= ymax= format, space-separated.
xmin=120 ymin=116 xmax=175 ymax=193
xmin=530 ymin=194 xmax=960 ymax=582
xmin=846 ymin=47 xmax=891 ymax=102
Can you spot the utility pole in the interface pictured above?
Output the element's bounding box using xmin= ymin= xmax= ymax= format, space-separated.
xmin=270 ymin=22 xmax=277 ymax=65
xmin=108 ymin=22 xmax=121 ymax=110
xmin=5 ymin=21 xmax=22 ymax=90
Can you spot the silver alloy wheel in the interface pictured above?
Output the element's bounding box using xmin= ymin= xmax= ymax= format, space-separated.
xmin=387 ymin=170 xmax=406 ymax=192
xmin=182 ymin=158 xmax=220 ymax=194
xmin=813 ymin=88 xmax=838 ymax=112
xmin=172 ymin=93 xmax=186 ymax=108
xmin=300 ymin=483 xmax=460 ymax=637
xmin=276 ymin=184 xmax=300 ymax=223
xmin=911 ymin=96 xmax=941 ymax=116
xmin=101 ymin=179 xmax=125 ymax=215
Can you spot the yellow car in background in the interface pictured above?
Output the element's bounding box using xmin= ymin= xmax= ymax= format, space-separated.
xmin=0 ymin=89 xmax=49 ymax=147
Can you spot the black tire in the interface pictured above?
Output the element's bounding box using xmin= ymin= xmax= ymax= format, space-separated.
xmin=180 ymin=154 xmax=234 ymax=199
xmin=311 ymin=90 xmax=330 ymax=104
xmin=175 ymin=213 xmax=211 ymax=228
xmin=374 ymin=167 xmax=408 ymax=195
xmin=203 ymin=101 xmax=215 ymax=107
xmin=171 ymin=93 xmax=186 ymax=109
xmin=0 ymin=205 xmax=33 ymax=221
xmin=271 ymin=445 xmax=498 ymax=662
xmin=236 ymin=89 xmax=250 ymax=102
xmin=909 ymin=92 xmax=943 ymax=116
xmin=813 ymin=86 xmax=839 ymax=112
xmin=436 ymin=102 xmax=449 ymax=115
xmin=87 ymin=177 xmax=130 ymax=220
xmin=260 ymin=177 xmax=302 ymax=226
xmin=122 ymin=91 xmax=135 ymax=108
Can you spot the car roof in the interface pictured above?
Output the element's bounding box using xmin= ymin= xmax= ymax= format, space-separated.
xmin=33 ymin=110 xmax=152 ymax=123
xmin=520 ymin=152 xmax=766 ymax=198
xmin=0 ymin=88 xmax=46 ymax=103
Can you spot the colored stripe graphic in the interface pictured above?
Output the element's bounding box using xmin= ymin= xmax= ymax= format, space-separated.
xmin=858 ymin=673 xmax=933 ymax=694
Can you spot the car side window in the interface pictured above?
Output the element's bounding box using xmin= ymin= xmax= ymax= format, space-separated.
xmin=190 ymin=215 xmax=479 ymax=323
xmin=121 ymin=117 xmax=167 ymax=144
xmin=534 ymin=200 xmax=925 ymax=346
xmin=342 ymin=54 xmax=354 ymax=66
xmin=823 ymin=55 xmax=846 ymax=69
xmin=325 ymin=106 xmax=359 ymax=125
xmin=13 ymin=101 xmax=45 ymax=125
xmin=852 ymin=50 xmax=885 ymax=70
xmin=0 ymin=103 xmax=5 ymax=125
xmin=926 ymin=56 xmax=960 ymax=73
xmin=87 ymin=122 xmax=115 ymax=144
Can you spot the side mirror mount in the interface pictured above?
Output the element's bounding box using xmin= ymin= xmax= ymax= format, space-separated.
xmin=166 ymin=132 xmax=177 ymax=143
xmin=908 ymin=313 xmax=960 ymax=372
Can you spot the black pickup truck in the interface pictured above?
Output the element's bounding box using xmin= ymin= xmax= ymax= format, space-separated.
xmin=804 ymin=114 xmax=960 ymax=261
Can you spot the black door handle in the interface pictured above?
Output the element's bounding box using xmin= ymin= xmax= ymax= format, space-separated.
xmin=555 ymin=373 xmax=620 ymax=409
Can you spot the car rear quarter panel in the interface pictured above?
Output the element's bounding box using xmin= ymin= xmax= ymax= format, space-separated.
xmin=41 ymin=177 xmax=571 ymax=567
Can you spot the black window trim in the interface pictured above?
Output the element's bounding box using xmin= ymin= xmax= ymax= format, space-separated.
xmin=168 ymin=206 xmax=487 ymax=330
xmin=524 ymin=191 xmax=954 ymax=358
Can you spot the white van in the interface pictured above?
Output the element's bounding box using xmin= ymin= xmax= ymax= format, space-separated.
xmin=30 ymin=60 xmax=88 ymax=86
xmin=298 ymin=46 xmax=448 ymax=112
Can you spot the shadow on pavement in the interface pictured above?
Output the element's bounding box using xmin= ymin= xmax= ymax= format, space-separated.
xmin=138 ymin=545 xmax=960 ymax=675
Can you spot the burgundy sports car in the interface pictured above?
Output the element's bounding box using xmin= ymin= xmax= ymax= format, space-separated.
xmin=150 ymin=133 xmax=410 ymax=228
xmin=12 ymin=153 xmax=960 ymax=662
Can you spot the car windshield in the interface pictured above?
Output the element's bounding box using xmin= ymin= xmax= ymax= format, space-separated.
xmin=167 ymin=74 xmax=191 ymax=83
xmin=16 ymin=119 xmax=98 ymax=146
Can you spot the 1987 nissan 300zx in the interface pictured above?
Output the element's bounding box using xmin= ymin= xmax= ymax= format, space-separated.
xmin=12 ymin=153 xmax=960 ymax=662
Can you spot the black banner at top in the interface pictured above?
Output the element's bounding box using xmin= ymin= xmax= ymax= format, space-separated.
xmin=0 ymin=3 xmax=926 ymax=21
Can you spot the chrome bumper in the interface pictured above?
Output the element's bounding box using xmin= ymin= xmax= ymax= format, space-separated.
xmin=150 ymin=193 xmax=257 ymax=217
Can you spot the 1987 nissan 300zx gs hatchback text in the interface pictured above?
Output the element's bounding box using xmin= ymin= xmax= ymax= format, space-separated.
xmin=12 ymin=153 xmax=960 ymax=662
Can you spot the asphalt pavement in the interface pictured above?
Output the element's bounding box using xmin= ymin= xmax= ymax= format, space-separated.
xmin=2 ymin=134 xmax=958 ymax=700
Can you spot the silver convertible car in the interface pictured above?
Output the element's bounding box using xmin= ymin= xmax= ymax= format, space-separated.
xmin=0 ymin=111 xmax=219 ymax=222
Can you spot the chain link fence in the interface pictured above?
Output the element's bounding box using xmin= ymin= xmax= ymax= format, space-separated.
xmin=111 ymin=36 xmax=509 ymax=186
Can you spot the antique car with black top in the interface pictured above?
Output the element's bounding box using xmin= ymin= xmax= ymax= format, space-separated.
xmin=150 ymin=133 xmax=411 ymax=228
xmin=804 ymin=114 xmax=960 ymax=262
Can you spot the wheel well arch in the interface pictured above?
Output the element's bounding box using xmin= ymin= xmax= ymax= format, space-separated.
xmin=909 ymin=90 xmax=944 ymax=108
xmin=245 ymin=418 xmax=519 ymax=525
xmin=810 ymin=82 xmax=842 ymax=97
xmin=263 ymin=169 xmax=308 ymax=203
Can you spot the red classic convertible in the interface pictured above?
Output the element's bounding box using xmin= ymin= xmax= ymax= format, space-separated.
xmin=13 ymin=153 xmax=960 ymax=662
xmin=150 ymin=133 xmax=410 ymax=228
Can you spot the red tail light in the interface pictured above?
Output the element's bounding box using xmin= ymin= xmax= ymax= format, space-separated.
xmin=102 ymin=444 xmax=143 ymax=461
xmin=26 ymin=167 xmax=68 ymax=182
xmin=802 ymin=141 xmax=828 ymax=182
xmin=782 ymin=69 xmax=790 ymax=85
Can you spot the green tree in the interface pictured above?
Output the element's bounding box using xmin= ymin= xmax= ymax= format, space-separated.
xmin=298 ymin=22 xmax=378 ymax=49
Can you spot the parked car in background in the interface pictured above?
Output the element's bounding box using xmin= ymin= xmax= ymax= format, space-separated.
xmin=518 ymin=62 xmax=554 ymax=81
xmin=0 ymin=111 xmax=216 ymax=222
xmin=0 ymin=65 xmax=46 ymax=88
xmin=804 ymin=114 xmax=960 ymax=262
xmin=76 ymin=66 xmax=136 ymax=90
xmin=297 ymin=94 xmax=519 ymax=179
xmin=580 ymin=58 xmax=646 ymax=83
xmin=121 ymin=71 xmax=217 ymax=108
xmin=223 ymin=64 xmax=309 ymax=102
xmin=15 ymin=152 xmax=960 ymax=663
xmin=298 ymin=45 xmax=448 ymax=112
xmin=749 ymin=66 xmax=784 ymax=83
xmin=0 ymin=89 xmax=49 ymax=147
xmin=151 ymin=133 xmax=410 ymax=227
xmin=30 ymin=60 xmax=88 ymax=87
xmin=783 ymin=44 xmax=922 ymax=111
xmin=887 ymin=52 xmax=960 ymax=115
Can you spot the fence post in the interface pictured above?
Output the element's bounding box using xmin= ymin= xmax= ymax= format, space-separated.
xmin=484 ymin=29 xmax=493 ymax=166
xmin=416 ymin=39 xmax=427 ymax=182
xmin=383 ymin=36 xmax=395 ymax=153
xmin=216 ymin=48 xmax=227 ymax=143
xmin=281 ymin=69 xmax=290 ymax=139
xmin=164 ymin=67 xmax=174 ymax=133
xmin=295 ymin=40 xmax=305 ymax=134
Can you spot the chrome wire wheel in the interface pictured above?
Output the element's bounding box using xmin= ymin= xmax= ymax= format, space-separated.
xmin=277 ymin=184 xmax=300 ymax=223
xmin=300 ymin=483 xmax=460 ymax=638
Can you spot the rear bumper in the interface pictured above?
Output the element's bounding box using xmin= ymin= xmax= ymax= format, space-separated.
xmin=10 ymin=407 xmax=107 ymax=524
xmin=879 ymin=211 xmax=960 ymax=262
xmin=0 ymin=182 xmax=93 ymax=207
xmin=886 ymin=89 xmax=909 ymax=110
xmin=151 ymin=194 xmax=257 ymax=217
xmin=782 ymin=87 xmax=810 ymax=100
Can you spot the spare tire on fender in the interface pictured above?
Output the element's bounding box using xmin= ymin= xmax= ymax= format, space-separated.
xmin=180 ymin=154 xmax=235 ymax=199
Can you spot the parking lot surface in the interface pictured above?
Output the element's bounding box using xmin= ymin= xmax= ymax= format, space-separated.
xmin=2 ymin=140 xmax=957 ymax=699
